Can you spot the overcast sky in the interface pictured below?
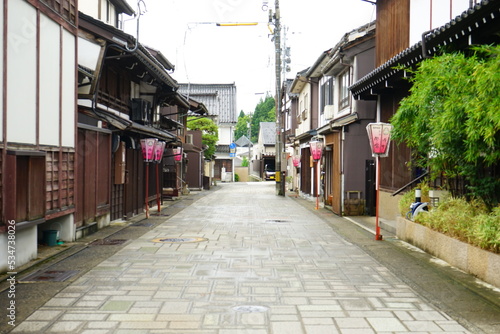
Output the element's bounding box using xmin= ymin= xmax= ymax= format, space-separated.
xmin=124 ymin=0 xmax=376 ymax=114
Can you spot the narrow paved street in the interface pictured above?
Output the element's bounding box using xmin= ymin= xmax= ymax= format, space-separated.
xmin=4 ymin=182 xmax=500 ymax=333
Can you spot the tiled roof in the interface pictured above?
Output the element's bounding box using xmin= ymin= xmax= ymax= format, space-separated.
xmin=350 ymin=0 xmax=500 ymax=100
xmin=178 ymin=83 xmax=237 ymax=124
xmin=259 ymin=122 xmax=276 ymax=146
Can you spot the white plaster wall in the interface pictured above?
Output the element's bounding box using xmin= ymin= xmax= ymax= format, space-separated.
xmin=410 ymin=0 xmax=471 ymax=45
xmin=78 ymin=1 xmax=99 ymax=19
xmin=218 ymin=125 xmax=233 ymax=145
xmin=7 ymin=0 xmax=37 ymax=144
xmin=0 ymin=226 xmax=38 ymax=273
xmin=62 ymin=30 xmax=76 ymax=148
xmin=39 ymin=14 xmax=60 ymax=146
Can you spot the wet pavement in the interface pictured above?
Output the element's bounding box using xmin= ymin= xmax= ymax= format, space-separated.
xmin=1 ymin=182 xmax=499 ymax=333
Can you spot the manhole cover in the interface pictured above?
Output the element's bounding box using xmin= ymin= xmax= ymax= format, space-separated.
xmin=232 ymin=305 xmax=269 ymax=313
xmin=131 ymin=222 xmax=155 ymax=227
xmin=151 ymin=237 xmax=208 ymax=243
xmin=89 ymin=239 xmax=128 ymax=246
xmin=265 ymin=219 xmax=290 ymax=223
xmin=20 ymin=270 xmax=79 ymax=282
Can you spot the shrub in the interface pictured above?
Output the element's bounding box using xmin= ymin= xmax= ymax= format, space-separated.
xmin=411 ymin=197 xmax=500 ymax=253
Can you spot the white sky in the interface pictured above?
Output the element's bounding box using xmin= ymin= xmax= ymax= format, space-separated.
xmin=124 ymin=0 xmax=376 ymax=114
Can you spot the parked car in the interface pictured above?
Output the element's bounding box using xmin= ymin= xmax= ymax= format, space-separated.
xmin=264 ymin=165 xmax=275 ymax=181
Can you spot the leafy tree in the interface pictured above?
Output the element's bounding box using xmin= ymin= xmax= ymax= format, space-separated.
xmin=390 ymin=45 xmax=500 ymax=207
xmin=233 ymin=96 xmax=276 ymax=143
xmin=234 ymin=110 xmax=251 ymax=142
xmin=250 ymin=95 xmax=275 ymax=142
xmin=186 ymin=116 xmax=218 ymax=160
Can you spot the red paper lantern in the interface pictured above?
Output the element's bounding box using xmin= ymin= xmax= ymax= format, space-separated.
xmin=173 ymin=147 xmax=182 ymax=161
xmin=140 ymin=138 xmax=158 ymax=162
xmin=366 ymin=123 xmax=393 ymax=157
xmin=292 ymin=155 xmax=300 ymax=167
xmin=153 ymin=141 xmax=165 ymax=163
xmin=309 ymin=140 xmax=323 ymax=161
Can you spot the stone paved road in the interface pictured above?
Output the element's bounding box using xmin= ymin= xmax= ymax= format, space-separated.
xmin=7 ymin=182 xmax=494 ymax=333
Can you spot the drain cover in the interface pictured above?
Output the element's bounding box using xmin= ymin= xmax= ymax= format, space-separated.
xmin=20 ymin=270 xmax=79 ymax=282
xmin=89 ymin=239 xmax=128 ymax=246
xmin=131 ymin=222 xmax=155 ymax=227
xmin=265 ymin=219 xmax=290 ymax=223
xmin=232 ymin=305 xmax=269 ymax=313
xmin=151 ymin=237 xmax=208 ymax=243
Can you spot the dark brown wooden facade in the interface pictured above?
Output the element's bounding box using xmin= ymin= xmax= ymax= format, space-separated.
xmin=375 ymin=0 xmax=410 ymax=67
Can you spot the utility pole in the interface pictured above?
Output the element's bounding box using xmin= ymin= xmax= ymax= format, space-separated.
xmin=271 ymin=0 xmax=284 ymax=196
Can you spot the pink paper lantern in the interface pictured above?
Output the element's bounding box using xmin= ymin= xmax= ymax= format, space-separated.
xmin=153 ymin=141 xmax=166 ymax=163
xmin=173 ymin=147 xmax=182 ymax=161
xmin=309 ymin=140 xmax=323 ymax=161
xmin=292 ymin=155 xmax=301 ymax=167
xmin=366 ymin=123 xmax=393 ymax=157
xmin=140 ymin=138 xmax=158 ymax=162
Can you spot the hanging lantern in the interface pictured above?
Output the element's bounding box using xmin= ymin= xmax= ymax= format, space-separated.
xmin=292 ymin=155 xmax=301 ymax=167
xmin=153 ymin=141 xmax=165 ymax=163
xmin=309 ymin=140 xmax=323 ymax=161
xmin=173 ymin=147 xmax=183 ymax=161
xmin=140 ymin=138 xmax=158 ymax=162
xmin=366 ymin=123 xmax=393 ymax=157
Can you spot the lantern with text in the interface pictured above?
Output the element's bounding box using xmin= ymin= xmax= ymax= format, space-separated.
xmin=140 ymin=138 xmax=158 ymax=218
xmin=173 ymin=147 xmax=183 ymax=161
xmin=140 ymin=138 xmax=158 ymax=162
xmin=309 ymin=140 xmax=323 ymax=161
xmin=292 ymin=155 xmax=300 ymax=167
xmin=309 ymin=140 xmax=323 ymax=210
xmin=153 ymin=141 xmax=165 ymax=214
xmin=366 ymin=122 xmax=393 ymax=241
xmin=366 ymin=123 xmax=393 ymax=158
xmin=153 ymin=141 xmax=166 ymax=163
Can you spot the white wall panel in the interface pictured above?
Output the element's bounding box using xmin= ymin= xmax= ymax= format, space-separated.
xmin=411 ymin=0 xmax=473 ymax=45
xmin=62 ymin=30 xmax=76 ymax=148
xmin=7 ymin=0 xmax=37 ymax=144
xmin=410 ymin=0 xmax=431 ymax=45
xmin=39 ymin=14 xmax=60 ymax=146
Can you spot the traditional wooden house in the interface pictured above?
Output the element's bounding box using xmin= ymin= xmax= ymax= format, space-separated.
xmin=77 ymin=6 xmax=189 ymax=231
xmin=178 ymin=83 xmax=238 ymax=182
xmin=0 ymin=0 xmax=78 ymax=271
xmin=288 ymin=22 xmax=377 ymax=215
xmin=350 ymin=0 xmax=500 ymax=221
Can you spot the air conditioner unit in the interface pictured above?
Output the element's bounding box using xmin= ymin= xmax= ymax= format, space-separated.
xmin=324 ymin=105 xmax=335 ymax=120
xmin=186 ymin=134 xmax=193 ymax=144
xmin=131 ymin=98 xmax=152 ymax=124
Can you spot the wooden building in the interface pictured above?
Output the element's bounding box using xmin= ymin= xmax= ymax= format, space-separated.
xmin=351 ymin=0 xmax=500 ymax=221
xmin=0 ymin=0 xmax=78 ymax=271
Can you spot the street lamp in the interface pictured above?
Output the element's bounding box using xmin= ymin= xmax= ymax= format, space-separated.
xmin=366 ymin=122 xmax=393 ymax=240
xmin=140 ymin=138 xmax=158 ymax=219
xmin=309 ymin=140 xmax=323 ymax=210
xmin=152 ymin=141 xmax=166 ymax=213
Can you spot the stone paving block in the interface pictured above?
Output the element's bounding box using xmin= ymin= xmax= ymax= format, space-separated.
xmin=304 ymin=325 xmax=340 ymax=334
xmin=25 ymin=310 xmax=63 ymax=321
xmin=100 ymin=301 xmax=133 ymax=311
xmin=86 ymin=321 xmax=118 ymax=329
xmin=48 ymin=321 xmax=84 ymax=332
xmin=367 ymin=317 xmax=407 ymax=332
xmin=11 ymin=321 xmax=51 ymax=333
xmin=271 ymin=321 xmax=305 ymax=334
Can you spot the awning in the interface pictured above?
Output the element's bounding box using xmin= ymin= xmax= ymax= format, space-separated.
xmin=183 ymin=142 xmax=202 ymax=153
